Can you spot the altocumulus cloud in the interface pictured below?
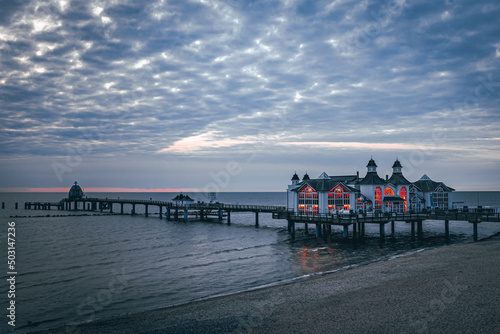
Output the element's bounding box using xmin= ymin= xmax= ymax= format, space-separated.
xmin=0 ymin=0 xmax=499 ymax=190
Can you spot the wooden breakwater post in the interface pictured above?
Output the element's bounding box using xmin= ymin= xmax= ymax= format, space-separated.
xmin=2 ymin=202 xmax=4 ymax=209
xmin=15 ymin=202 xmax=18 ymax=209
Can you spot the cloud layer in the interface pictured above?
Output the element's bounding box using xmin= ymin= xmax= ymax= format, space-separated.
xmin=1 ymin=0 xmax=499 ymax=190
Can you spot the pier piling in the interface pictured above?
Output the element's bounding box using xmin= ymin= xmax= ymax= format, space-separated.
xmin=445 ymin=219 xmax=450 ymax=241
xmin=227 ymin=210 xmax=231 ymax=225
xmin=411 ymin=221 xmax=416 ymax=241
xmin=255 ymin=212 xmax=259 ymax=227
xmin=15 ymin=202 xmax=18 ymax=209
xmin=472 ymin=222 xmax=478 ymax=241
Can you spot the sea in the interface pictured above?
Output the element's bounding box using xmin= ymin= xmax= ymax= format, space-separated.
xmin=0 ymin=191 xmax=499 ymax=333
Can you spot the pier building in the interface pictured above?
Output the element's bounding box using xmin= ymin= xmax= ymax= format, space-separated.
xmin=287 ymin=158 xmax=454 ymax=214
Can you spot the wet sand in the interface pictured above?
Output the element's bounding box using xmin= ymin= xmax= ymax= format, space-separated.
xmin=36 ymin=235 xmax=500 ymax=334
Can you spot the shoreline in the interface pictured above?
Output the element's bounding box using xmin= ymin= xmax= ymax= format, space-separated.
xmin=32 ymin=233 xmax=500 ymax=334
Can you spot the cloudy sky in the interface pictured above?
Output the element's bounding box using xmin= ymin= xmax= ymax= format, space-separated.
xmin=1 ymin=0 xmax=499 ymax=192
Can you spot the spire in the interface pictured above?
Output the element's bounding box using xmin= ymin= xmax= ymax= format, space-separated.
xmin=392 ymin=158 xmax=402 ymax=173
xmin=302 ymin=172 xmax=310 ymax=181
xmin=366 ymin=158 xmax=377 ymax=173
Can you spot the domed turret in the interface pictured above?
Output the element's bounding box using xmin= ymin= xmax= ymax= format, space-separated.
xmin=68 ymin=181 xmax=84 ymax=200
xmin=392 ymin=158 xmax=403 ymax=174
xmin=366 ymin=158 xmax=377 ymax=173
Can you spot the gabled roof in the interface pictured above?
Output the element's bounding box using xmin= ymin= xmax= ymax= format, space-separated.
xmin=358 ymin=172 xmax=385 ymax=185
xmin=412 ymin=179 xmax=455 ymax=193
xmin=293 ymin=179 xmax=357 ymax=193
xmin=387 ymin=173 xmax=411 ymax=185
xmin=318 ymin=172 xmax=329 ymax=179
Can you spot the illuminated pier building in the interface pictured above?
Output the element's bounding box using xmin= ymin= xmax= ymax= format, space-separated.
xmin=287 ymin=158 xmax=454 ymax=214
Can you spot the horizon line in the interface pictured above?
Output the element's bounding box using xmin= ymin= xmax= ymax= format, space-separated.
xmin=0 ymin=187 xmax=498 ymax=192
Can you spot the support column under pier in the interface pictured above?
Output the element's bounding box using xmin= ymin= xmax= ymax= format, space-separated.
xmin=255 ymin=212 xmax=259 ymax=227
xmin=316 ymin=224 xmax=321 ymax=237
xmin=379 ymin=223 xmax=385 ymax=240
xmin=290 ymin=221 xmax=295 ymax=240
xmin=132 ymin=204 xmax=136 ymax=215
xmin=326 ymin=225 xmax=332 ymax=243
xmin=417 ymin=221 xmax=423 ymax=240
xmin=352 ymin=222 xmax=357 ymax=240
xmin=184 ymin=210 xmax=188 ymax=221
xmin=219 ymin=209 xmax=223 ymax=222
xmin=145 ymin=205 xmax=148 ymax=217
xmin=343 ymin=225 xmax=349 ymax=239
xmin=166 ymin=208 xmax=171 ymax=220
xmin=410 ymin=221 xmax=415 ymax=241
xmin=472 ymin=222 xmax=478 ymax=241
xmin=159 ymin=206 xmax=162 ymax=219
xmin=304 ymin=223 xmax=309 ymax=235
xmin=227 ymin=211 xmax=231 ymax=225
xmin=445 ymin=219 xmax=450 ymax=241
xmin=391 ymin=221 xmax=395 ymax=237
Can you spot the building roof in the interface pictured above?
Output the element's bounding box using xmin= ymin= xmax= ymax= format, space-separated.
xmin=171 ymin=193 xmax=194 ymax=202
xmin=366 ymin=158 xmax=377 ymax=167
xmin=412 ymin=179 xmax=455 ymax=193
xmin=358 ymin=172 xmax=385 ymax=185
xmin=291 ymin=172 xmax=300 ymax=181
xmin=387 ymin=173 xmax=411 ymax=185
xmin=293 ymin=179 xmax=357 ymax=193
xmin=302 ymin=172 xmax=310 ymax=180
xmin=392 ymin=159 xmax=403 ymax=168
xmin=330 ymin=175 xmax=358 ymax=183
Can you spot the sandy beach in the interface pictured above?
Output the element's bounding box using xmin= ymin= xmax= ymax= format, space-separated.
xmin=36 ymin=235 xmax=500 ymax=334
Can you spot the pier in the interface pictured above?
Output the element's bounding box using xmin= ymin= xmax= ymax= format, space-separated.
xmin=22 ymin=197 xmax=500 ymax=242
xmin=24 ymin=197 xmax=285 ymax=227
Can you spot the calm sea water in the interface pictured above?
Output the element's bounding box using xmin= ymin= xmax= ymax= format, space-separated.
xmin=0 ymin=191 xmax=499 ymax=333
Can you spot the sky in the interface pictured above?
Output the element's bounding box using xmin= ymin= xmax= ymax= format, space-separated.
xmin=0 ymin=0 xmax=499 ymax=192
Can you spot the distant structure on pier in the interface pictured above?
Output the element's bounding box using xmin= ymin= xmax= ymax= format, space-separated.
xmin=287 ymin=158 xmax=454 ymax=214
xmin=172 ymin=193 xmax=195 ymax=206
xmin=68 ymin=181 xmax=84 ymax=200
